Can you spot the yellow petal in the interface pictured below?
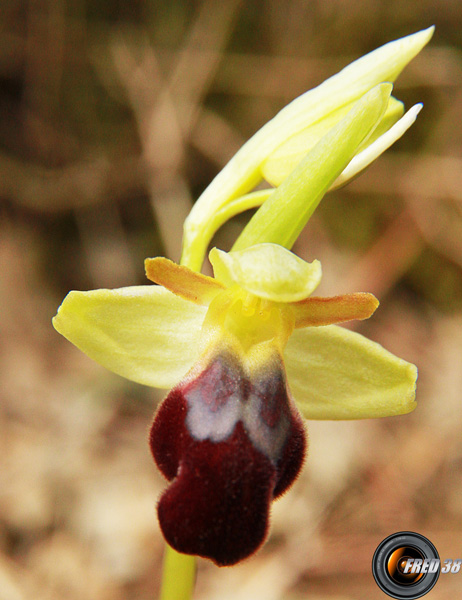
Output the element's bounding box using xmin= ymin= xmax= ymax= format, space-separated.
xmin=145 ymin=257 xmax=225 ymax=305
xmin=53 ymin=286 xmax=207 ymax=388
xmin=284 ymin=325 xmax=417 ymax=419
xmin=209 ymin=244 xmax=322 ymax=302
xmin=292 ymin=293 xmax=379 ymax=328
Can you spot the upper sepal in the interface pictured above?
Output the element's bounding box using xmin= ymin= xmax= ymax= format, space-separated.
xmin=210 ymin=243 xmax=322 ymax=302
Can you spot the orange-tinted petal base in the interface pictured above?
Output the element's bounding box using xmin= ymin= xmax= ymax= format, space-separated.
xmin=292 ymin=292 xmax=379 ymax=328
xmin=145 ymin=257 xmax=225 ymax=305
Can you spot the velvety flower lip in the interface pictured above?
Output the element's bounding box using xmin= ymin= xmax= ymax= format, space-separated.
xmin=150 ymin=346 xmax=306 ymax=566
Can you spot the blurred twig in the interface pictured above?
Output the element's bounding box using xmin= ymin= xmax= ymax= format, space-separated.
xmin=111 ymin=0 xmax=243 ymax=262
xmin=349 ymin=153 xmax=462 ymax=268
xmin=340 ymin=210 xmax=424 ymax=297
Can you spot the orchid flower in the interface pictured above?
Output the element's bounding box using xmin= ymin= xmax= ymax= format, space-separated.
xmin=53 ymin=27 xmax=432 ymax=578
xmin=53 ymin=243 xmax=416 ymax=565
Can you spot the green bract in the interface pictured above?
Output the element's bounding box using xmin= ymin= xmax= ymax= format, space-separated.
xmin=233 ymin=83 xmax=391 ymax=251
xmin=260 ymin=95 xmax=406 ymax=187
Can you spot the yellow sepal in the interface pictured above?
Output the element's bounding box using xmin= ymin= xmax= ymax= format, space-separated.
xmin=284 ymin=325 xmax=417 ymax=420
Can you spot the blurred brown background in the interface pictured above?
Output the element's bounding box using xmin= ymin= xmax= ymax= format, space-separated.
xmin=1 ymin=1 xmax=462 ymax=599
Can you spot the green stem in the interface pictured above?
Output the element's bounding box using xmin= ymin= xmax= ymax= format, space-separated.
xmin=159 ymin=545 xmax=196 ymax=600
xmin=180 ymin=189 xmax=274 ymax=272
xmin=157 ymin=216 xmax=213 ymax=600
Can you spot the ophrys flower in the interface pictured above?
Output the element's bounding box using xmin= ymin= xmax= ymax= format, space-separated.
xmin=53 ymin=243 xmax=416 ymax=565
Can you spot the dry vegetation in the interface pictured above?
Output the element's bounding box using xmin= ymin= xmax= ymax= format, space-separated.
xmin=1 ymin=1 xmax=462 ymax=599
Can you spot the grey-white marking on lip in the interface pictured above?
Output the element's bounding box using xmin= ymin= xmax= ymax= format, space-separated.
xmin=243 ymin=366 xmax=291 ymax=462
xmin=184 ymin=350 xmax=292 ymax=461
xmin=185 ymin=353 xmax=244 ymax=443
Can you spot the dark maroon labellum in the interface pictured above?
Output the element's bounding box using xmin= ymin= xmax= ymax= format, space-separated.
xmin=149 ymin=350 xmax=306 ymax=566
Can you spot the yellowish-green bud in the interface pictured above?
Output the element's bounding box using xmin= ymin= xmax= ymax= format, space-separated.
xmin=181 ymin=26 xmax=434 ymax=271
